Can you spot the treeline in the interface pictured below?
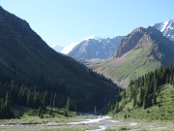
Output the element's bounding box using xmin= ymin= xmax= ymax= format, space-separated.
xmin=113 ymin=65 xmax=174 ymax=116
xmin=0 ymin=79 xmax=68 ymax=118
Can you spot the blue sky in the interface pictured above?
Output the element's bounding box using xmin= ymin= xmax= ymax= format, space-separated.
xmin=0 ymin=0 xmax=174 ymax=47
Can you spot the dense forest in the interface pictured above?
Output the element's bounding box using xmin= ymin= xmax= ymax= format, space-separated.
xmin=112 ymin=65 xmax=174 ymax=120
xmin=0 ymin=78 xmax=68 ymax=118
xmin=0 ymin=70 xmax=117 ymax=119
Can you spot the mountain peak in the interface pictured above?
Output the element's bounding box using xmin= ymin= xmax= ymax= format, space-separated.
xmin=133 ymin=26 xmax=160 ymax=34
xmin=153 ymin=19 xmax=174 ymax=41
xmin=83 ymin=36 xmax=101 ymax=41
xmin=132 ymin=26 xmax=146 ymax=32
xmin=160 ymin=19 xmax=174 ymax=32
xmin=115 ymin=26 xmax=165 ymax=58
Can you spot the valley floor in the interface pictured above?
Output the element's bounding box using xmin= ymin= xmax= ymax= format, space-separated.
xmin=0 ymin=115 xmax=174 ymax=131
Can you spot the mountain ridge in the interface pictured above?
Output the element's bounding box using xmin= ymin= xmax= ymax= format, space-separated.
xmin=67 ymin=36 xmax=123 ymax=60
xmin=58 ymin=19 xmax=174 ymax=62
xmin=92 ymin=26 xmax=174 ymax=87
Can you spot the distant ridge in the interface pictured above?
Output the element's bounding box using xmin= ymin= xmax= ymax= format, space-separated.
xmin=66 ymin=36 xmax=123 ymax=60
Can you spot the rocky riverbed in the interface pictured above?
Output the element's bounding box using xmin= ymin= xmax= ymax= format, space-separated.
xmin=0 ymin=115 xmax=174 ymax=131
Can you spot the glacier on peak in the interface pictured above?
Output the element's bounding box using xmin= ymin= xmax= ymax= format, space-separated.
xmin=153 ymin=19 xmax=174 ymax=41
xmin=161 ymin=20 xmax=170 ymax=32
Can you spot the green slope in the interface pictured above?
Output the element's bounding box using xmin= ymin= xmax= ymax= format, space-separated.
xmin=91 ymin=42 xmax=161 ymax=87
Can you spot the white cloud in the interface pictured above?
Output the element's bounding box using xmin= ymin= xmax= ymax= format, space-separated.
xmin=61 ymin=35 xmax=101 ymax=54
xmin=83 ymin=35 xmax=101 ymax=41
xmin=61 ymin=41 xmax=80 ymax=54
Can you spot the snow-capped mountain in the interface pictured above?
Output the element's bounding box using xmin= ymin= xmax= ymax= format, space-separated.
xmin=53 ymin=45 xmax=64 ymax=52
xmin=153 ymin=19 xmax=174 ymax=41
xmin=67 ymin=36 xmax=123 ymax=60
xmin=61 ymin=36 xmax=102 ymax=54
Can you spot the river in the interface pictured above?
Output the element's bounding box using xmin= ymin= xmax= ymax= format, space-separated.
xmin=0 ymin=115 xmax=173 ymax=131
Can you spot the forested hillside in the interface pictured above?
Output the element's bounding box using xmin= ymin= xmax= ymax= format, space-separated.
xmin=111 ymin=65 xmax=174 ymax=120
xmin=0 ymin=6 xmax=119 ymax=118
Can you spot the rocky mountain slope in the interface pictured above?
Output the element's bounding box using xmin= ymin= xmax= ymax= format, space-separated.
xmin=92 ymin=26 xmax=174 ymax=87
xmin=67 ymin=36 xmax=123 ymax=61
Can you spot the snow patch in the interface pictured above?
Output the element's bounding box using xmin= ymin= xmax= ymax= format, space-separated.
xmin=84 ymin=35 xmax=101 ymax=41
xmin=161 ymin=20 xmax=169 ymax=32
